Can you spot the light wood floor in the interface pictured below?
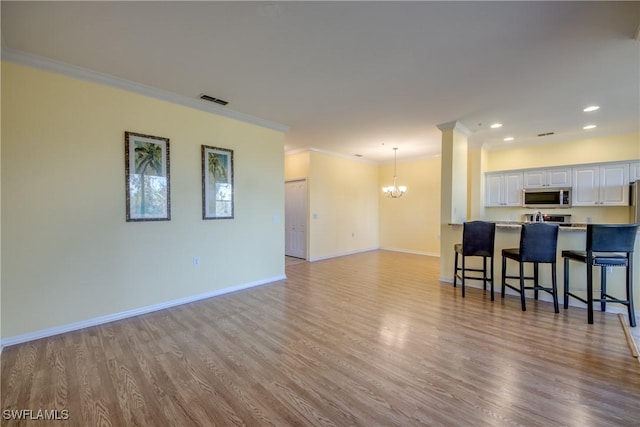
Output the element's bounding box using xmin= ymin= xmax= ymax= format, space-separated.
xmin=2 ymin=250 xmax=639 ymax=426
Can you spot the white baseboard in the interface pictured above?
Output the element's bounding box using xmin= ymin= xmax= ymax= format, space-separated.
xmin=0 ymin=275 xmax=286 ymax=349
xmin=308 ymin=247 xmax=379 ymax=262
xmin=380 ymin=247 xmax=440 ymax=257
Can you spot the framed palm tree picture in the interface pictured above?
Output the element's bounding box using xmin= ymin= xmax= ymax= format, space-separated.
xmin=202 ymin=145 xmax=234 ymax=219
xmin=125 ymin=131 xmax=171 ymax=221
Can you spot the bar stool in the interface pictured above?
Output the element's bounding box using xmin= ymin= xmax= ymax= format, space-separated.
xmin=501 ymin=223 xmax=559 ymax=312
xmin=453 ymin=221 xmax=496 ymax=300
xmin=562 ymin=224 xmax=638 ymax=326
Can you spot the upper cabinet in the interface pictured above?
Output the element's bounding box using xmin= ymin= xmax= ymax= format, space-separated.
xmin=523 ymin=168 xmax=572 ymax=188
xmin=486 ymin=160 xmax=638 ymax=208
xmin=630 ymin=162 xmax=640 ymax=182
xmin=486 ymin=172 xmax=523 ymax=207
xmin=572 ymin=163 xmax=629 ymax=206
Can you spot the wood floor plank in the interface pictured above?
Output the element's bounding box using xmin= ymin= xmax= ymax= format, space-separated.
xmin=2 ymin=250 xmax=639 ymax=426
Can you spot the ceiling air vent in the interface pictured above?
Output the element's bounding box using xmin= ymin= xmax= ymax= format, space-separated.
xmin=200 ymin=94 xmax=229 ymax=106
xmin=537 ymin=132 xmax=555 ymax=137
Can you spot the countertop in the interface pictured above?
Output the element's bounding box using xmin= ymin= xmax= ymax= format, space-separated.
xmin=448 ymin=221 xmax=588 ymax=231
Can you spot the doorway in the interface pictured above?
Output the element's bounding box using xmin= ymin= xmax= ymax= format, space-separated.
xmin=285 ymin=179 xmax=308 ymax=259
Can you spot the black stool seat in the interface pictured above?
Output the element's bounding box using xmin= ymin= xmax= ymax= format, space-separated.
xmin=561 ymin=251 xmax=628 ymax=266
xmin=453 ymin=221 xmax=496 ymax=300
xmin=455 ymin=243 xmax=493 ymax=258
xmin=501 ymin=223 xmax=560 ymax=313
xmin=562 ymin=224 xmax=638 ymax=327
xmin=502 ymin=248 xmax=520 ymax=259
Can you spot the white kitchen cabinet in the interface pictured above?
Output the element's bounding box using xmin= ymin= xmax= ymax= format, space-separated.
xmin=486 ymin=172 xmax=523 ymax=207
xmin=523 ymin=168 xmax=572 ymax=188
xmin=630 ymin=162 xmax=640 ymax=182
xmin=572 ymin=163 xmax=629 ymax=206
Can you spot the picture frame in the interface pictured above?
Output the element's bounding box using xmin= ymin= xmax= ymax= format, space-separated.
xmin=125 ymin=131 xmax=171 ymax=222
xmin=202 ymin=145 xmax=234 ymax=219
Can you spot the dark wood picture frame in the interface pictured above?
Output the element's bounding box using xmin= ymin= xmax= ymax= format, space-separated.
xmin=125 ymin=131 xmax=171 ymax=222
xmin=202 ymin=145 xmax=234 ymax=219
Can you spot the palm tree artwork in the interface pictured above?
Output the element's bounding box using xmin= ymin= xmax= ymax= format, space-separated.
xmin=208 ymin=152 xmax=228 ymax=184
xmin=134 ymin=141 xmax=165 ymax=217
xmin=207 ymin=152 xmax=230 ymax=215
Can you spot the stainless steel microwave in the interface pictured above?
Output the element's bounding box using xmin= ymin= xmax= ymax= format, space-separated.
xmin=523 ymin=187 xmax=571 ymax=208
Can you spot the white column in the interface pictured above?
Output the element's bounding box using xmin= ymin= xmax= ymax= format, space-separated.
xmin=437 ymin=120 xmax=471 ymax=282
xmin=438 ymin=120 xmax=471 ymax=224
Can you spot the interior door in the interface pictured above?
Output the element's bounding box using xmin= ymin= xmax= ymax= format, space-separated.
xmin=285 ymin=179 xmax=307 ymax=259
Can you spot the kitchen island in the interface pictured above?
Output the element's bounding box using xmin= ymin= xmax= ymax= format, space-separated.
xmin=443 ymin=221 xmax=640 ymax=321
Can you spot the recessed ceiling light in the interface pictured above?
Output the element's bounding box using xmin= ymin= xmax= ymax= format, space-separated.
xmin=490 ymin=123 xmax=503 ymax=129
xmin=503 ymin=137 xmax=514 ymax=142
xmin=583 ymin=124 xmax=597 ymax=130
xmin=583 ymin=105 xmax=600 ymax=112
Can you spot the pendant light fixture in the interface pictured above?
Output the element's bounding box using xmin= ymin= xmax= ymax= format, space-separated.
xmin=382 ymin=147 xmax=407 ymax=198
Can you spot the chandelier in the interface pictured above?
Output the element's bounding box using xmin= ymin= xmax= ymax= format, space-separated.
xmin=382 ymin=147 xmax=407 ymax=198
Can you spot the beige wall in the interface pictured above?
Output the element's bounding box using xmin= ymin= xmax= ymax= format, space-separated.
xmin=486 ymin=133 xmax=640 ymax=172
xmin=284 ymin=151 xmax=310 ymax=180
xmin=285 ymin=151 xmax=442 ymax=259
xmin=379 ymin=157 xmax=441 ymax=255
xmin=1 ymin=62 xmax=285 ymax=339
xmin=308 ymin=152 xmax=379 ymax=261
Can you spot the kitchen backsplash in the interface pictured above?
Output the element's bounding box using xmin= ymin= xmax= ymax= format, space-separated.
xmin=483 ymin=205 xmax=632 ymax=224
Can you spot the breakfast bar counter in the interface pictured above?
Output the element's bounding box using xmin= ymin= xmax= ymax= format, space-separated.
xmin=448 ymin=221 xmax=588 ymax=231
xmin=443 ymin=221 xmax=640 ymax=319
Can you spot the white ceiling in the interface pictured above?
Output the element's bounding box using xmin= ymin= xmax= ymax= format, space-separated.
xmin=2 ymin=1 xmax=639 ymax=163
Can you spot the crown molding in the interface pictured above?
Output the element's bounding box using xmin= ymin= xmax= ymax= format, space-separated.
xmin=378 ymin=153 xmax=441 ymax=165
xmin=1 ymin=49 xmax=289 ymax=133
xmin=285 ymin=146 xmax=378 ymax=165
xmin=436 ymin=120 xmax=472 ymax=137
xmin=285 ymin=146 xmax=440 ymax=165
xmin=284 ymin=147 xmax=312 ymax=157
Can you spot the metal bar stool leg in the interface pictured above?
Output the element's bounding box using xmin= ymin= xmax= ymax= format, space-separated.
xmin=587 ymin=261 xmax=594 ymax=324
xmin=501 ymin=256 xmax=506 ymax=299
xmin=519 ymin=261 xmax=526 ymax=311
xmin=461 ymin=256 xmax=466 ymax=298
xmin=490 ymin=257 xmax=495 ymax=301
xmin=534 ymin=262 xmax=539 ymax=300
xmin=453 ymin=251 xmax=458 ymax=288
xmin=552 ymin=263 xmax=559 ymax=313
xmin=483 ymin=257 xmax=487 ymax=291
xmin=563 ymin=257 xmax=570 ymax=309
xmin=628 ymin=257 xmax=636 ymax=327
xmin=600 ymin=266 xmax=607 ymax=312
